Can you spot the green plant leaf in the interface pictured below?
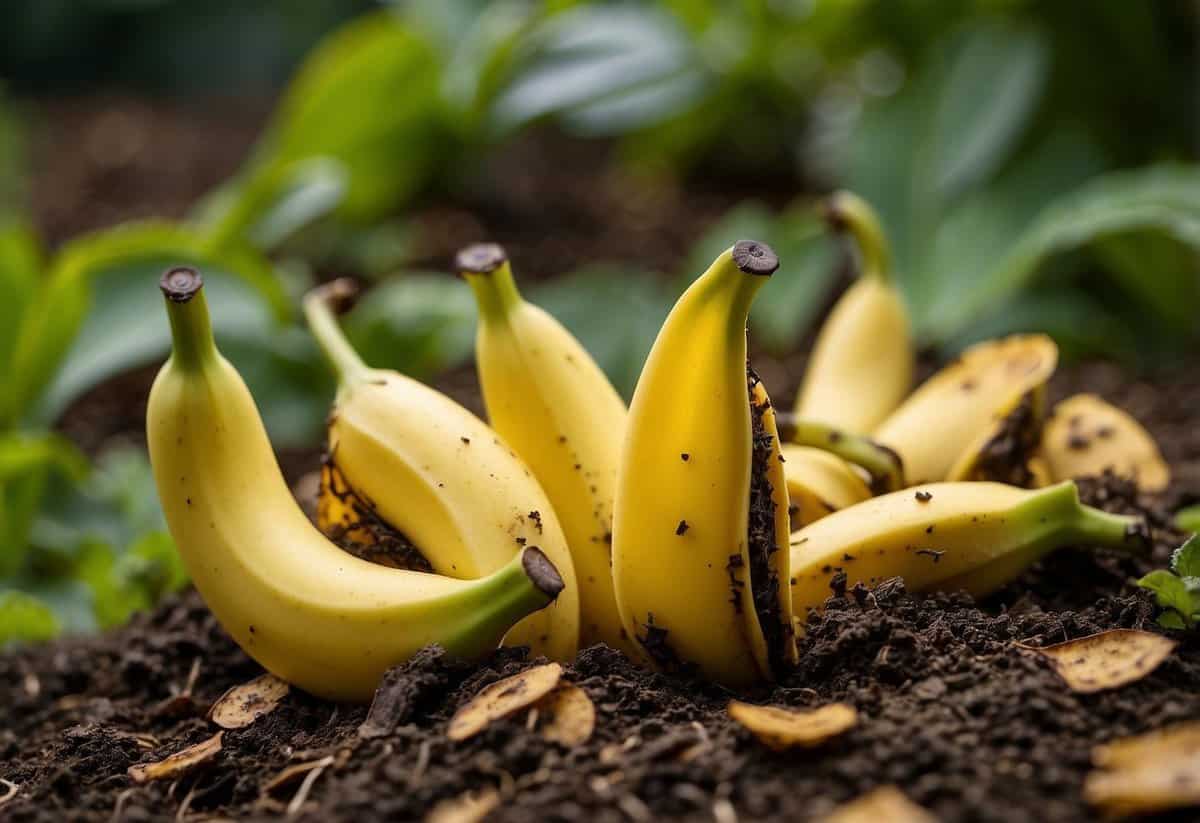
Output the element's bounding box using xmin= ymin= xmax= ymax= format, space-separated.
xmin=489 ymin=5 xmax=705 ymax=137
xmin=1158 ymin=610 xmax=1187 ymax=630
xmin=7 ymin=220 xmax=286 ymax=426
xmin=929 ymin=23 xmax=1048 ymax=203
xmin=532 ymin=265 xmax=673 ymax=400
xmin=0 ymin=434 xmax=88 ymax=577
xmin=0 ymin=218 xmax=42 ymax=402
xmin=926 ymin=164 xmax=1200 ymax=343
xmin=1170 ymin=535 xmax=1200 ymax=579
xmin=1177 ymin=505 xmax=1200 ymax=534
xmin=245 ymin=10 xmax=444 ymax=221
xmin=0 ymin=590 xmax=59 ymax=646
xmin=32 ymin=445 xmax=162 ymax=555
xmin=198 ymin=158 xmax=349 ymax=253
xmin=1137 ymin=568 xmax=1196 ymax=629
xmin=342 ymin=274 xmax=478 ymax=379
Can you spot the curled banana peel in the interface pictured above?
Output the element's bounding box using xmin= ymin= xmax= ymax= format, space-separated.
xmin=874 ymin=334 xmax=1058 ymax=485
xmin=946 ymin=388 xmax=1046 ymax=486
xmin=304 ymin=280 xmax=580 ymax=661
xmin=792 ymin=190 xmax=913 ymax=433
xmin=779 ymin=444 xmax=872 ymax=530
xmin=612 ymin=241 xmax=797 ymax=687
xmin=777 ymin=413 xmax=905 ymax=493
xmin=457 ymin=244 xmax=634 ymax=657
xmin=1039 ymin=393 xmax=1170 ymax=493
xmin=147 ymin=268 xmax=565 ymax=702
xmin=789 ymin=480 xmax=1148 ymax=629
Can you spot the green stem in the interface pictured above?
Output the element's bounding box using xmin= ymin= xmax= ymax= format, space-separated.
xmin=463 ymin=260 xmax=523 ymax=321
xmin=1019 ymin=480 xmax=1148 ymax=553
xmin=302 ymin=282 xmax=371 ymax=385
xmin=780 ymin=414 xmax=904 ymax=492
xmin=825 ymin=190 xmax=892 ymax=284
xmin=440 ymin=548 xmax=563 ymax=660
xmin=161 ymin=268 xmax=217 ymax=371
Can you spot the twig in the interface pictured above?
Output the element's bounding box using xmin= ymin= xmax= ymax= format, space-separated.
xmin=286 ymin=758 xmax=332 ymax=818
xmin=109 ymin=787 xmax=135 ymax=821
xmin=174 ymin=784 xmax=196 ymax=821
xmin=0 ymin=779 xmax=19 ymax=806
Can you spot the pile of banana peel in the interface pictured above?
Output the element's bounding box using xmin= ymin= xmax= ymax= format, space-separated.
xmin=146 ymin=191 xmax=1173 ymax=704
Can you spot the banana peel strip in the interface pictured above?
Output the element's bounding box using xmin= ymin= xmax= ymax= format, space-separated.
xmin=208 ymin=673 xmax=290 ymax=729
xmin=820 ymin=786 xmax=936 ymax=823
xmin=1021 ymin=629 xmax=1176 ymax=694
xmin=533 ymin=684 xmax=596 ymax=747
xmin=127 ymin=731 xmax=223 ymax=784
xmin=728 ymin=700 xmax=857 ymax=751
xmin=447 ymin=663 xmax=563 ymax=741
xmin=1085 ymin=722 xmax=1200 ymax=816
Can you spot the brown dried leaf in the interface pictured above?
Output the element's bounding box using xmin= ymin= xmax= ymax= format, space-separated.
xmin=1085 ymin=722 xmax=1200 ymax=816
xmin=535 ymin=684 xmax=596 ymax=747
xmin=728 ymin=700 xmax=857 ymax=751
xmin=127 ymin=732 xmax=223 ymax=784
xmin=209 ymin=673 xmax=290 ymax=729
xmin=426 ymin=788 xmax=500 ymax=823
xmin=820 ymin=786 xmax=936 ymax=823
xmin=1026 ymin=629 xmax=1176 ymax=693
xmin=447 ymin=663 xmax=562 ymax=742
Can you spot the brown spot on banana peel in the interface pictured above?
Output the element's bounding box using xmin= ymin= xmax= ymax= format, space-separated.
xmin=317 ymin=460 xmax=433 ymax=572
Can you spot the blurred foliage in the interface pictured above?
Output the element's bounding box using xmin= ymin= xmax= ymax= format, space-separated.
xmin=1 ymin=0 xmax=1198 ymax=644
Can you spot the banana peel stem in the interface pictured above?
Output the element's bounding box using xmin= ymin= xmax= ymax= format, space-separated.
xmin=783 ymin=415 xmax=904 ymax=492
xmin=1020 ymin=480 xmax=1148 ymax=552
xmin=303 ymin=282 xmax=371 ymax=385
xmin=825 ymin=190 xmax=891 ymax=284
xmin=463 ymin=260 xmax=524 ymax=320
xmin=161 ymin=268 xmax=217 ymax=371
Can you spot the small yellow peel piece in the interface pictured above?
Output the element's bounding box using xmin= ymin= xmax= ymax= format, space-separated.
xmin=209 ymin=673 xmax=290 ymax=729
xmin=127 ymin=732 xmax=223 ymax=784
xmin=728 ymin=700 xmax=857 ymax=751
xmin=447 ymin=663 xmax=563 ymax=742
xmin=1023 ymin=629 xmax=1175 ymax=693
xmin=535 ymin=684 xmax=596 ymax=747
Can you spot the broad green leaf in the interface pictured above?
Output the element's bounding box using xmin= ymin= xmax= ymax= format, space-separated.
xmin=1178 ymin=505 xmax=1200 ymax=534
xmin=342 ymin=274 xmax=478 ymax=379
xmin=13 ymin=579 xmax=97 ymax=636
xmin=247 ymin=11 xmax=444 ymax=221
xmin=8 ymin=221 xmax=286 ymax=426
xmin=0 ymin=219 xmax=41 ymax=396
xmin=750 ymin=210 xmax=839 ymax=354
xmin=0 ymin=434 xmax=88 ymax=577
xmin=124 ymin=531 xmax=188 ymax=601
xmin=1158 ymin=610 xmax=1187 ymax=630
xmin=221 ymin=328 xmax=334 ymax=448
xmin=0 ymin=590 xmax=59 ymax=646
xmin=532 ymin=265 xmax=673 ymax=399
xmin=32 ymin=445 xmax=162 ymax=556
xmin=915 ymin=128 xmax=1104 ymax=337
xmin=1171 ymin=535 xmax=1200 ymax=579
xmin=849 ymin=22 xmax=1050 ymax=302
xmin=1093 ymin=230 xmax=1200 ymax=338
xmin=1137 ymin=569 xmax=1196 ymax=629
xmin=929 ymin=24 xmax=1047 ymax=203
xmin=199 ymin=158 xmax=349 ymax=253
xmin=927 ymin=164 xmax=1200 ymax=343
xmin=489 ymin=5 xmax=704 ymax=137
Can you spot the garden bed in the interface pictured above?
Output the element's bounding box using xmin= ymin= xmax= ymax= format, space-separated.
xmin=3 ymin=99 xmax=1198 ymax=823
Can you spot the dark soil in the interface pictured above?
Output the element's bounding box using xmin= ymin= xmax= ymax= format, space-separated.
xmin=5 ymin=98 xmax=1200 ymax=822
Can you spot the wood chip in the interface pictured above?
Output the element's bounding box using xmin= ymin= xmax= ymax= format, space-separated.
xmin=127 ymin=732 xmax=223 ymax=784
xmin=533 ymin=684 xmax=596 ymax=747
xmin=728 ymin=701 xmax=857 ymax=751
xmin=1085 ymin=722 xmax=1200 ymax=816
xmin=447 ymin=663 xmax=562 ymax=742
xmin=820 ymin=786 xmax=936 ymax=823
xmin=426 ymin=788 xmax=500 ymax=823
xmin=209 ymin=673 xmax=290 ymax=729
xmin=1023 ymin=629 xmax=1176 ymax=693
